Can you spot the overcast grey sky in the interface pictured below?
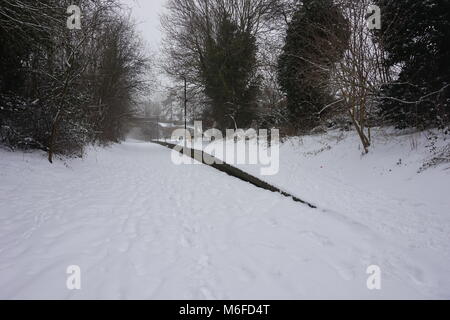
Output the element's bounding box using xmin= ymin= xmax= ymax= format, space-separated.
xmin=120 ymin=0 xmax=167 ymax=52
xmin=120 ymin=0 xmax=171 ymax=99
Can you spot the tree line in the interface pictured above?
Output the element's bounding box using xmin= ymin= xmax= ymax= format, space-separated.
xmin=162 ymin=0 xmax=450 ymax=152
xmin=0 ymin=0 xmax=151 ymax=161
xmin=1 ymin=0 xmax=448 ymax=157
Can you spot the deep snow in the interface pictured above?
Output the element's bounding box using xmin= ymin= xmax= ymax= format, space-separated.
xmin=0 ymin=130 xmax=449 ymax=299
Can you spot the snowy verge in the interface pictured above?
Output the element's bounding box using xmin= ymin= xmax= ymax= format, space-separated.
xmin=0 ymin=132 xmax=449 ymax=299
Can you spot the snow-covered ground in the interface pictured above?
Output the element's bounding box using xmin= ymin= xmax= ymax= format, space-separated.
xmin=0 ymin=129 xmax=449 ymax=299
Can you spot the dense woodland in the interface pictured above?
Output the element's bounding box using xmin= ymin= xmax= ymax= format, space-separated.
xmin=0 ymin=0 xmax=150 ymax=162
xmin=162 ymin=0 xmax=450 ymax=152
xmin=1 ymin=0 xmax=449 ymax=159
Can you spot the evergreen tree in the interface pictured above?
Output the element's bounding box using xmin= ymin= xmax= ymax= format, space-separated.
xmin=375 ymin=0 xmax=450 ymax=128
xmin=201 ymin=14 xmax=260 ymax=131
xmin=278 ymin=0 xmax=349 ymax=131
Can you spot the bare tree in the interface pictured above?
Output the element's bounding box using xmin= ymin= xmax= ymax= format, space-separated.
xmin=0 ymin=0 xmax=152 ymax=160
xmin=330 ymin=0 xmax=392 ymax=153
xmin=161 ymin=0 xmax=286 ymax=129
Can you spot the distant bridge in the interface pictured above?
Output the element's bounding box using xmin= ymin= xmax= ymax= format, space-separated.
xmin=126 ymin=116 xmax=193 ymax=140
xmin=126 ymin=116 xmax=185 ymax=127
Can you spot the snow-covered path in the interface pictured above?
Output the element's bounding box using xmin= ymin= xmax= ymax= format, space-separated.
xmin=0 ymin=140 xmax=448 ymax=299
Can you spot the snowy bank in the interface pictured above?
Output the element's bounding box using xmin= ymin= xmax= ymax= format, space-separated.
xmin=0 ymin=130 xmax=449 ymax=299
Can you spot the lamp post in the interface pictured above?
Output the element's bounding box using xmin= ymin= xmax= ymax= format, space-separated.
xmin=182 ymin=75 xmax=187 ymax=149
